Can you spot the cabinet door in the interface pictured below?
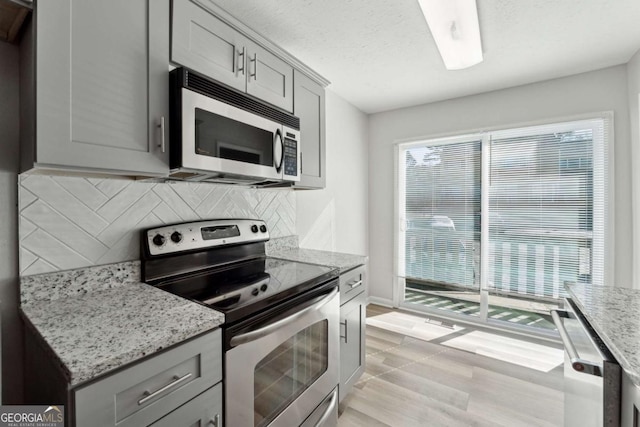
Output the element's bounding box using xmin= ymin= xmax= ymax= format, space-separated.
xmin=36 ymin=0 xmax=169 ymax=176
xmin=339 ymin=290 xmax=366 ymax=403
xmin=172 ymin=0 xmax=247 ymax=93
xmin=245 ymin=42 xmax=294 ymax=112
xmin=293 ymin=70 xmax=326 ymax=189
xmin=150 ymin=384 xmax=223 ymax=427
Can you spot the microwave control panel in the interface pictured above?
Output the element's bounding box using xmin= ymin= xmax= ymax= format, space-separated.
xmin=283 ymin=132 xmax=299 ymax=179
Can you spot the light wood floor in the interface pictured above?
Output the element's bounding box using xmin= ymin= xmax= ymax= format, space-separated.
xmin=337 ymin=304 xmax=564 ymax=427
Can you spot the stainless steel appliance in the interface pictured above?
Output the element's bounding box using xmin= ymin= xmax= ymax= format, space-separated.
xmin=141 ymin=219 xmax=339 ymax=427
xmin=551 ymin=298 xmax=621 ymax=427
xmin=169 ymin=67 xmax=301 ymax=186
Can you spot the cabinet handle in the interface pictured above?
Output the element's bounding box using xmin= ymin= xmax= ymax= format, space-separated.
xmin=137 ymin=372 xmax=192 ymax=405
xmin=348 ymin=280 xmax=363 ymax=290
xmin=157 ymin=116 xmax=166 ymax=153
xmin=237 ymin=47 xmax=245 ymax=75
xmin=340 ymin=319 xmax=348 ymax=343
xmin=209 ymin=414 xmax=221 ymax=426
xmin=249 ymin=53 xmax=257 ymax=80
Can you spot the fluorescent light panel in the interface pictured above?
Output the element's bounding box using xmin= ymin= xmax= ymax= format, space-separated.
xmin=418 ymin=0 xmax=483 ymax=70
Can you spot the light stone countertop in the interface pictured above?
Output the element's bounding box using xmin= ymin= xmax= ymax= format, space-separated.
xmin=267 ymin=247 xmax=367 ymax=274
xmin=21 ymin=261 xmax=224 ymax=386
xmin=566 ymin=283 xmax=640 ymax=387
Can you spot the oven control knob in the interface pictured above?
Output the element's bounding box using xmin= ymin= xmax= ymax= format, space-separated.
xmin=152 ymin=234 xmax=165 ymax=246
xmin=260 ymin=284 xmax=268 ymax=292
xmin=170 ymin=231 xmax=183 ymax=243
xmin=260 ymin=225 xmax=267 ymax=233
xmin=251 ymin=288 xmax=260 ymax=296
xmin=251 ymin=225 xmax=259 ymax=233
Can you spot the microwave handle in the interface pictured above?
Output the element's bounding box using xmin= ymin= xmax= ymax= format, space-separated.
xmin=274 ymin=128 xmax=284 ymax=172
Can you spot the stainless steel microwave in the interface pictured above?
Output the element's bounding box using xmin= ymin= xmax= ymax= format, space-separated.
xmin=169 ymin=67 xmax=301 ymax=186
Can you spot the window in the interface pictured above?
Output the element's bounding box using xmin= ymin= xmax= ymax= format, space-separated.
xmin=397 ymin=116 xmax=609 ymax=331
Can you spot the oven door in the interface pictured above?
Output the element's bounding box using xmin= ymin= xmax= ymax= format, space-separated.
xmin=181 ymin=88 xmax=285 ymax=181
xmin=225 ymin=285 xmax=339 ymax=427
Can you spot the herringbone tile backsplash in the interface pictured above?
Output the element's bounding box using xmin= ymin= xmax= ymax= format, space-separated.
xmin=19 ymin=175 xmax=296 ymax=276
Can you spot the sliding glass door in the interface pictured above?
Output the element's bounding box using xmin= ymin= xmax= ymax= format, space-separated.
xmin=398 ymin=136 xmax=483 ymax=318
xmin=396 ymin=117 xmax=609 ymax=334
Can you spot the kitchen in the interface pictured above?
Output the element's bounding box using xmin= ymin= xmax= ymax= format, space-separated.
xmin=1 ymin=0 xmax=640 ymax=426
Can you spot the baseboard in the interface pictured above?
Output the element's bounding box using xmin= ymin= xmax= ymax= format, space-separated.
xmin=367 ymin=296 xmax=394 ymax=307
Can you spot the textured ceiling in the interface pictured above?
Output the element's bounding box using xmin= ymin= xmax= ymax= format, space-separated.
xmin=213 ymin=0 xmax=640 ymax=114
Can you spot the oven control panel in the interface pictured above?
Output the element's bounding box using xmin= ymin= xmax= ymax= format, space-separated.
xmin=145 ymin=219 xmax=269 ymax=256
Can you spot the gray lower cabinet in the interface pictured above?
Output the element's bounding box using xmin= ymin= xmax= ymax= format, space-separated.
xmin=339 ymin=265 xmax=366 ymax=403
xmin=24 ymin=327 xmax=222 ymax=427
xmin=74 ymin=329 xmax=222 ymax=427
xmin=22 ymin=0 xmax=170 ymax=176
xmin=293 ymin=70 xmax=326 ymax=189
xmin=172 ymin=0 xmax=294 ymax=112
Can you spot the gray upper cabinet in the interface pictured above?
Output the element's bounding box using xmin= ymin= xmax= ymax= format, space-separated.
xmin=28 ymin=0 xmax=170 ymax=176
xmin=172 ymin=0 xmax=294 ymax=112
xmin=171 ymin=0 xmax=246 ymax=93
xmin=293 ymin=70 xmax=326 ymax=189
xmin=245 ymin=41 xmax=294 ymax=112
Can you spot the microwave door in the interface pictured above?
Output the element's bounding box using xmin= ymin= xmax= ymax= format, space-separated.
xmin=181 ymin=88 xmax=283 ymax=181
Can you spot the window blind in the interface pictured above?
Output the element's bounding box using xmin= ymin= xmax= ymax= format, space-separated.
xmin=486 ymin=118 xmax=608 ymax=300
xmin=402 ymin=138 xmax=481 ymax=288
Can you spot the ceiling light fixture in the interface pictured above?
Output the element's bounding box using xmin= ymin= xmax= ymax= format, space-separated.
xmin=417 ymin=0 xmax=483 ymax=70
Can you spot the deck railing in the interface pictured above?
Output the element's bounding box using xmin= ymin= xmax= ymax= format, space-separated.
xmin=405 ymin=229 xmax=589 ymax=301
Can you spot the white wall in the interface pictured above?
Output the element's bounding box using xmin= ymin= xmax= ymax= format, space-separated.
xmin=628 ymin=49 xmax=640 ymax=288
xmin=368 ymin=65 xmax=632 ymax=302
xmin=0 ymin=40 xmax=22 ymax=402
xmin=297 ymin=90 xmax=369 ymax=255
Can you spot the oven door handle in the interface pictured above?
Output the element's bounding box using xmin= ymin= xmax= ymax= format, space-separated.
xmin=230 ymin=287 xmax=338 ymax=348
xmin=550 ymin=308 xmax=603 ymax=376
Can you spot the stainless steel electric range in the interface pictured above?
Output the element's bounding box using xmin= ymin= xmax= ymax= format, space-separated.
xmin=141 ymin=219 xmax=340 ymax=427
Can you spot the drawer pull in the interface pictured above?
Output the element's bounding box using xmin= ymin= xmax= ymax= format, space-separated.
xmin=138 ymin=372 xmax=193 ymax=406
xmin=209 ymin=414 xmax=221 ymax=426
xmin=347 ymin=280 xmax=363 ymax=290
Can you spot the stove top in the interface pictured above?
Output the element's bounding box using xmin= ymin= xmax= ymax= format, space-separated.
xmin=153 ymin=257 xmax=337 ymax=323
xmin=141 ymin=219 xmax=339 ymax=324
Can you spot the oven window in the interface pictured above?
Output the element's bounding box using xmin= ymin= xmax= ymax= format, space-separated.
xmin=254 ymin=320 xmax=328 ymax=427
xmin=194 ymin=108 xmax=274 ymax=166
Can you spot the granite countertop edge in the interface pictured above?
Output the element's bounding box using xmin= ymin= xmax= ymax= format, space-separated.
xmin=566 ymin=284 xmax=640 ymax=387
xmin=21 ymin=261 xmax=225 ymax=387
xmin=267 ymin=247 xmax=368 ymax=273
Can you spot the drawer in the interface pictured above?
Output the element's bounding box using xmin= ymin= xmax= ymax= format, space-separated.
xmin=339 ymin=265 xmax=366 ymax=305
xmin=150 ymin=383 xmax=223 ymax=427
xmin=74 ymin=328 xmax=221 ymax=427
